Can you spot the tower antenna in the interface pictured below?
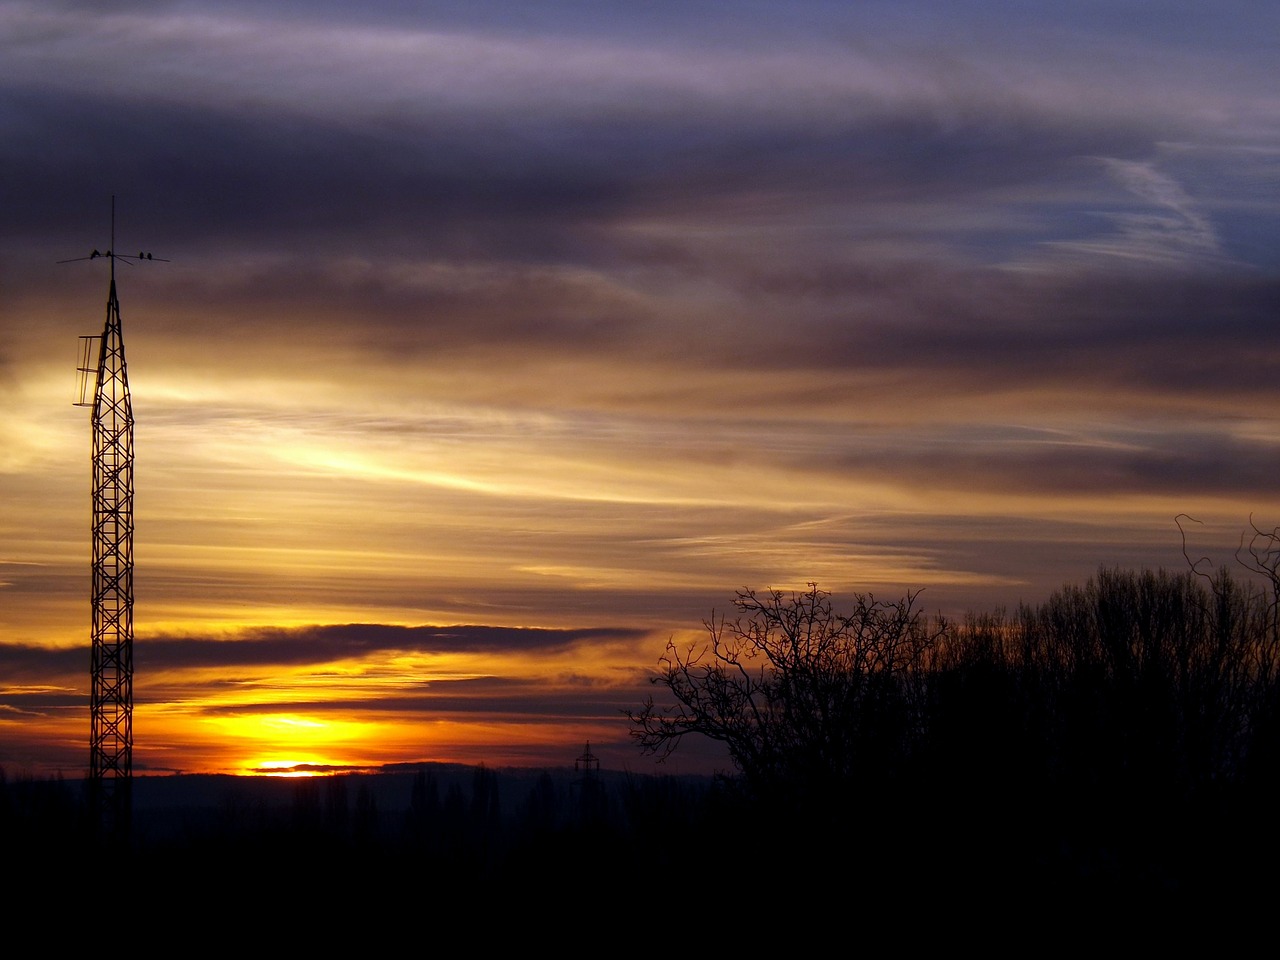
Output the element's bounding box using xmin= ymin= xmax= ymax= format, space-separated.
xmin=62 ymin=195 xmax=167 ymax=846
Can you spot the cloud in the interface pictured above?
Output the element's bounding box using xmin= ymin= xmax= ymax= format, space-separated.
xmin=134 ymin=622 xmax=646 ymax=671
xmin=0 ymin=643 xmax=84 ymax=678
xmin=194 ymin=674 xmax=634 ymax=719
xmin=1036 ymin=157 xmax=1222 ymax=265
xmin=817 ymin=423 xmax=1280 ymax=499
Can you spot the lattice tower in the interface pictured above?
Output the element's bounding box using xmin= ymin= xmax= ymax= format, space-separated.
xmin=66 ymin=202 xmax=165 ymax=844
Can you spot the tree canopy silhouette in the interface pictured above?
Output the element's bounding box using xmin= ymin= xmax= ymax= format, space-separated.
xmin=629 ymin=555 xmax=1280 ymax=894
xmin=627 ymin=583 xmax=944 ymax=818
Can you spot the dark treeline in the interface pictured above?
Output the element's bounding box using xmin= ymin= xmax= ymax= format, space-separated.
xmin=628 ymin=562 xmax=1280 ymax=908
xmin=1 ymin=761 xmax=725 ymax=909
xmin=909 ymin=565 xmax=1280 ymax=905
xmin=5 ymin=563 xmax=1280 ymax=911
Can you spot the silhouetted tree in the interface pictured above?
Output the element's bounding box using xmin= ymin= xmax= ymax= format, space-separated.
xmin=354 ymin=780 xmax=379 ymax=848
xmin=628 ymin=583 xmax=944 ymax=823
xmin=1183 ymin=515 xmax=1280 ymax=807
xmin=470 ymin=764 xmax=502 ymax=827
xmin=933 ymin=563 xmax=1280 ymax=891
xmin=519 ymin=770 xmax=562 ymax=834
xmin=325 ymin=775 xmax=350 ymax=838
xmin=405 ymin=767 xmax=440 ymax=849
xmin=291 ymin=778 xmax=323 ymax=836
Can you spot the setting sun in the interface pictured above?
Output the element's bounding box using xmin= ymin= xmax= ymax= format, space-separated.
xmin=250 ymin=760 xmax=333 ymax=778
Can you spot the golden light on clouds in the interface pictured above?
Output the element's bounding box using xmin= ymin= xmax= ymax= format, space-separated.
xmin=2 ymin=1 xmax=1277 ymax=780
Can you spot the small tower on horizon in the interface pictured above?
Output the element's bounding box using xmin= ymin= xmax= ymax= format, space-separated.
xmin=574 ymin=741 xmax=600 ymax=777
xmin=571 ymin=740 xmax=605 ymax=825
xmin=64 ymin=198 xmax=166 ymax=844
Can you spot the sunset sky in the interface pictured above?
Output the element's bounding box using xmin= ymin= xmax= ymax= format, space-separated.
xmin=2 ymin=1 xmax=1277 ymax=780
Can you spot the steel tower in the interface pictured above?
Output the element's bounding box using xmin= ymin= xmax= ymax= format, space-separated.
xmin=66 ymin=201 xmax=165 ymax=843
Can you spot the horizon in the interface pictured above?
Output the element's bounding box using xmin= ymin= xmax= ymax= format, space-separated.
xmin=2 ymin=1 xmax=1277 ymax=781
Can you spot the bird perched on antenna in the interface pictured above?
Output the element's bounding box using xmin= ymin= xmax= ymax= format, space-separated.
xmin=58 ymin=246 xmax=169 ymax=265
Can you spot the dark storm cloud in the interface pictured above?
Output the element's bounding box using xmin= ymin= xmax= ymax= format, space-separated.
xmin=133 ymin=622 xmax=645 ymax=672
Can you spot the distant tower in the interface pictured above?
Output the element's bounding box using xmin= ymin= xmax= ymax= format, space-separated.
xmin=66 ymin=198 xmax=165 ymax=843
xmin=572 ymin=741 xmax=604 ymax=825
xmin=575 ymin=741 xmax=600 ymax=777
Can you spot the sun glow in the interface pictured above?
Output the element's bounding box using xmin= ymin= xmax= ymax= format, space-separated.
xmin=193 ymin=712 xmax=378 ymax=776
xmin=251 ymin=759 xmax=331 ymax=778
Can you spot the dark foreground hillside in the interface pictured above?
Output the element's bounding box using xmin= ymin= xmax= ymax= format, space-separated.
xmin=3 ymin=763 xmax=729 ymax=908
xmin=4 ymin=758 xmax=1277 ymax=925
